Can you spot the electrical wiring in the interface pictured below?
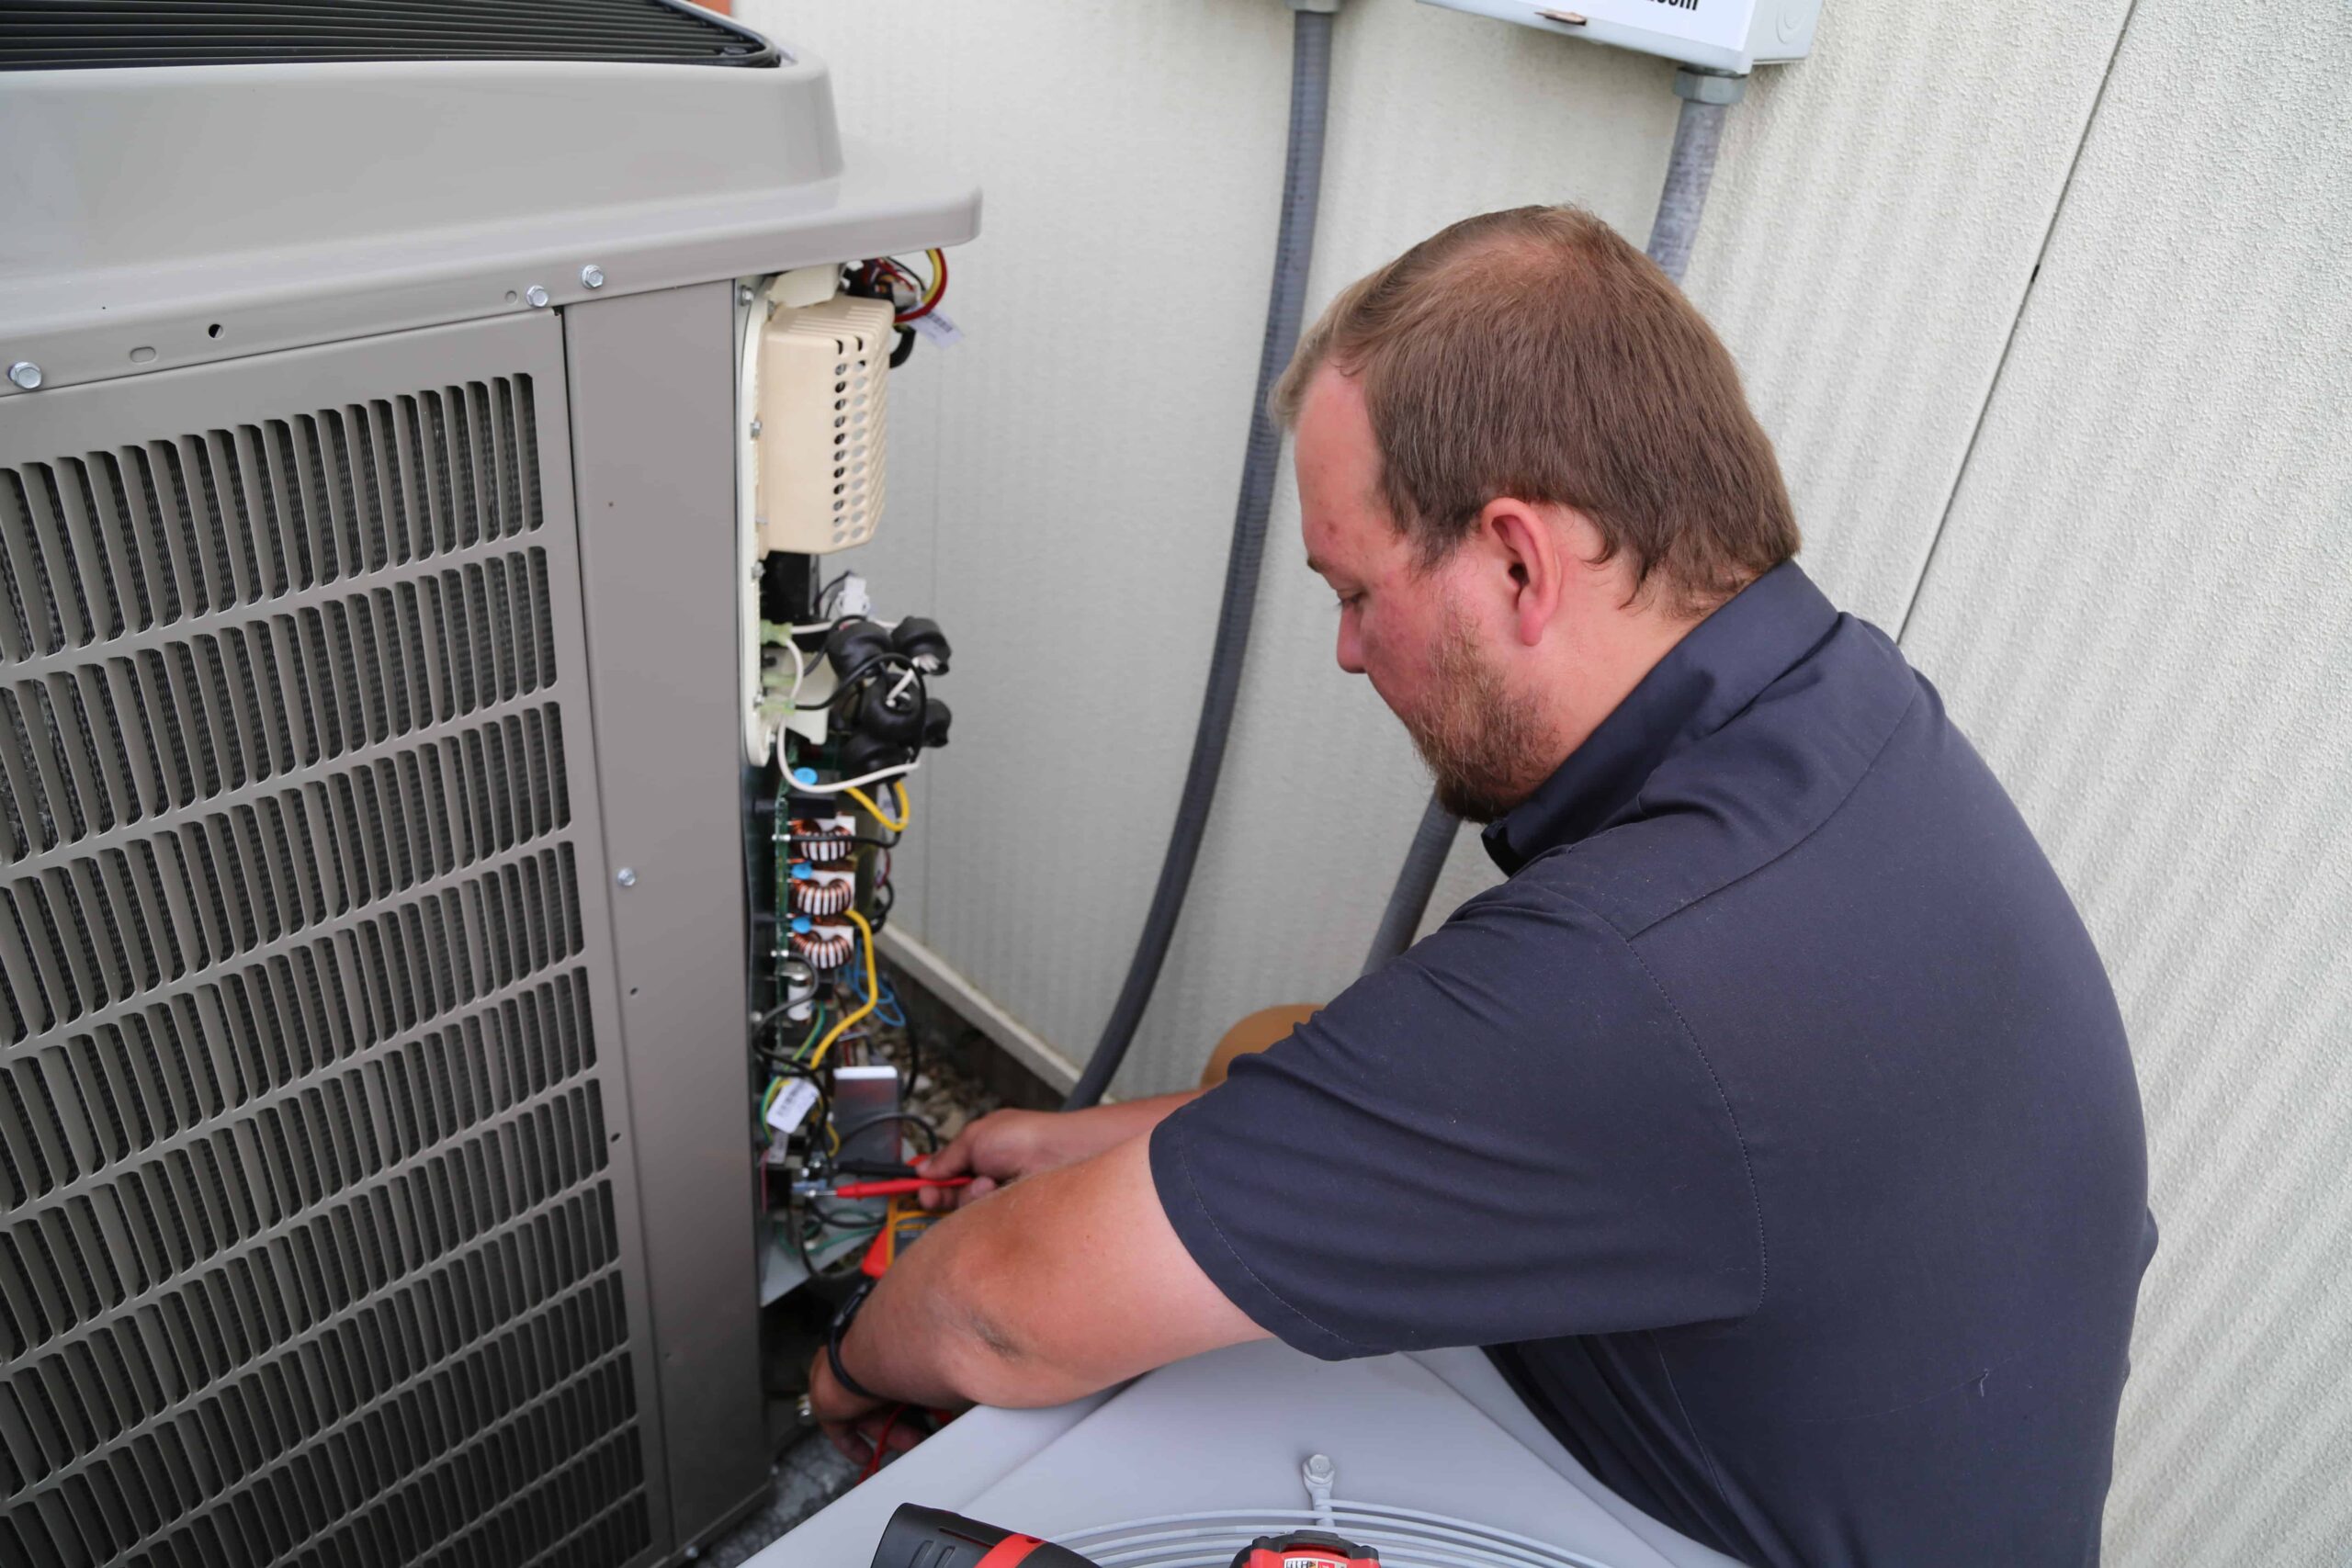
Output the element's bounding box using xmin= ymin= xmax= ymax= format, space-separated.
xmin=821 ymin=650 xmax=924 ymax=706
xmin=861 ymin=1406 xmax=910 ymax=1480
xmin=785 ymin=637 xmax=808 ymax=706
xmin=900 ymin=250 xmax=947 ymax=322
xmin=790 ymin=1004 xmax=831 ymax=1061
xmin=784 ymin=760 xmax=922 ymax=795
xmin=831 ymin=1110 xmax=942 ymax=1155
xmin=848 ymin=959 xmax=908 ymax=1029
xmin=806 ymin=905 xmax=880 ymax=1070
xmin=879 ymin=249 xmax=947 ymax=324
xmin=842 ymin=779 xmax=911 ymax=832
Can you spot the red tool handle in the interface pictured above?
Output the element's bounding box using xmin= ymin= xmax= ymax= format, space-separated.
xmin=831 ymin=1176 xmax=973 ymax=1199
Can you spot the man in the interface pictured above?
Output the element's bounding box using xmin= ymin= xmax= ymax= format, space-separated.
xmin=808 ymin=207 xmax=2156 ymax=1566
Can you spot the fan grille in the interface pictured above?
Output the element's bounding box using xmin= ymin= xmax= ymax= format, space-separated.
xmin=1057 ymin=1503 xmax=1623 ymax=1568
xmin=0 ymin=373 xmax=651 ymax=1568
xmin=0 ymin=0 xmax=779 ymax=72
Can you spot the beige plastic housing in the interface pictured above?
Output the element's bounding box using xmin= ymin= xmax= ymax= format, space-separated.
xmin=756 ymin=293 xmax=892 ymax=553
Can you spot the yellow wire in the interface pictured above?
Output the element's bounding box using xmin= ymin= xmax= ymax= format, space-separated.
xmin=842 ymin=779 xmax=910 ymax=832
xmin=805 ymin=908 xmax=878 ymax=1070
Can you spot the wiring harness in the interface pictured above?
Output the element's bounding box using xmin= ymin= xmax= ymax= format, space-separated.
xmin=752 ymin=558 xmax=956 ymax=1293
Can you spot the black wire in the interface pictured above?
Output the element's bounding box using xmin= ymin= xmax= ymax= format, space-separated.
xmin=831 ymin=1111 xmax=942 ymax=1155
xmin=821 ymin=652 xmax=918 ymax=706
xmin=778 ymin=1171 xmax=819 ymax=1279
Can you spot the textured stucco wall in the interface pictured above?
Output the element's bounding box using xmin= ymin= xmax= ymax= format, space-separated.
xmin=741 ymin=2 xmax=2351 ymax=1559
xmin=1897 ymin=3 xmax=2352 ymax=1559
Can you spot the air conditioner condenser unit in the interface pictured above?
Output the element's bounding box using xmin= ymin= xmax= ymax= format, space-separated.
xmin=0 ymin=6 xmax=976 ymax=1565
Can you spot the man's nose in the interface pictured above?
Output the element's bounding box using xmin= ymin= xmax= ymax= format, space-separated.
xmin=1335 ymin=622 xmax=1366 ymax=675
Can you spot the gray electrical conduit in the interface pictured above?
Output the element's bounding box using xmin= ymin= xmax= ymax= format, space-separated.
xmin=1358 ymin=69 xmax=1743 ymax=976
xmin=1063 ymin=4 xmax=1336 ymax=1109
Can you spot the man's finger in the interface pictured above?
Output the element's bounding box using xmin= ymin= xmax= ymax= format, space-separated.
xmin=917 ymin=1132 xmax=978 ymax=1177
xmin=917 ymin=1173 xmax=988 ymax=1212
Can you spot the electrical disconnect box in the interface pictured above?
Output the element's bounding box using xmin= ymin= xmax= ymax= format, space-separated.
xmin=1419 ymin=0 xmax=1818 ymax=73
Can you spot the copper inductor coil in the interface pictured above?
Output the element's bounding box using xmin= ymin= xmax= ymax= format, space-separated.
xmin=790 ymin=819 xmax=853 ymax=863
xmin=791 ymin=927 xmax=854 ymax=970
xmin=791 ymin=876 xmax=855 ymax=917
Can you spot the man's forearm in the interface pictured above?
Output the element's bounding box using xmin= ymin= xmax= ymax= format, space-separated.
xmin=831 ymin=1124 xmax=1263 ymax=1413
xmin=840 ymin=1156 xmax=1106 ymax=1409
xmin=1064 ymin=1089 xmax=1200 ymax=1145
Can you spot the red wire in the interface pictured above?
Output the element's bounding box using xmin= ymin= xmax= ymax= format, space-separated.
xmin=896 ymin=251 xmax=948 ymax=323
xmin=860 ymin=1404 xmax=907 ymax=1480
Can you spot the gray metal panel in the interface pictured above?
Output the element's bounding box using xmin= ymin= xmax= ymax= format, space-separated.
xmin=0 ymin=311 xmax=673 ymax=1566
xmin=1897 ymin=1 xmax=2352 ymax=1559
xmin=0 ymin=55 xmax=980 ymax=398
xmin=561 ymin=281 xmax=769 ymax=1555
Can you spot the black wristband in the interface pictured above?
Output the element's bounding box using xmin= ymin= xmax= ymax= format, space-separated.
xmin=826 ymin=1279 xmax=885 ymax=1403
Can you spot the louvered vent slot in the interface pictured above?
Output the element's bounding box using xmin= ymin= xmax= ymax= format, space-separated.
xmin=0 ymin=376 xmax=652 ymax=1568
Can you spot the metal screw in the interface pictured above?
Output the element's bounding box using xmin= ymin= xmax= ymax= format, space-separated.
xmin=684 ymin=1548 xmax=702 ymax=1562
xmin=6 ymin=362 xmax=40 ymax=390
xmin=525 ymin=285 xmax=551 ymax=309
xmin=580 ymin=265 xmax=605 ymax=289
xmin=616 ymin=867 xmax=638 ymax=887
xmin=749 ymin=418 xmax=763 ymax=438
xmin=738 ymin=284 xmax=756 ymax=305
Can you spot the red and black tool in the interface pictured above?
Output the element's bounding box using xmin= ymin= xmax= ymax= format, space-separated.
xmin=868 ymin=1506 xmax=1380 ymax=1568
xmin=1229 ymin=1532 xmax=1382 ymax=1568
xmin=869 ymin=1505 xmax=1102 ymax=1568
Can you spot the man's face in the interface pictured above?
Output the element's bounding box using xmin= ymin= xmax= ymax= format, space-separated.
xmin=1295 ymin=367 xmax=1550 ymax=822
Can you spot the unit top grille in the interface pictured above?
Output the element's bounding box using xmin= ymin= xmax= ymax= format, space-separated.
xmin=0 ymin=0 xmax=780 ymax=72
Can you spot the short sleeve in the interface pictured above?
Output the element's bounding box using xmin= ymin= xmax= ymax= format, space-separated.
xmin=1149 ymin=876 xmax=1763 ymax=1359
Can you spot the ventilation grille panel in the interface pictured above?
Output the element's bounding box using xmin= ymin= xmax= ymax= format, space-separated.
xmin=0 ymin=372 xmax=654 ymax=1568
xmin=0 ymin=0 xmax=779 ymax=72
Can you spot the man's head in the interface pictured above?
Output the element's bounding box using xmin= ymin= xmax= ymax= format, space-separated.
xmin=1278 ymin=205 xmax=1798 ymax=821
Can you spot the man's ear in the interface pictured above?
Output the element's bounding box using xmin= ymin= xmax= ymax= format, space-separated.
xmin=1479 ymin=498 xmax=1566 ymax=649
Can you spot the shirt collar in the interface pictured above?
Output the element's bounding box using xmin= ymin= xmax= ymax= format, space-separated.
xmin=1482 ymin=560 xmax=1839 ymax=874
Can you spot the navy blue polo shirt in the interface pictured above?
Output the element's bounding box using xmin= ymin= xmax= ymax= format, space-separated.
xmin=1151 ymin=562 xmax=2156 ymax=1567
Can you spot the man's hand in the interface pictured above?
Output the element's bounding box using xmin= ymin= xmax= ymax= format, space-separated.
xmin=804 ymin=1345 xmax=931 ymax=1465
xmin=916 ymin=1092 xmax=1200 ymax=1210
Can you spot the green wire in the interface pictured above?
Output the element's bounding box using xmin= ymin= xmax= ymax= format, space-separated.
xmin=794 ymin=1005 xmax=830 ymax=1062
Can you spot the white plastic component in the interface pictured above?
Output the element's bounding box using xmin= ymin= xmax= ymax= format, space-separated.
xmin=765 ymin=1079 xmax=820 ymax=1137
xmin=757 ymin=294 xmax=893 ymax=554
xmin=825 ymin=571 xmax=875 ymax=621
xmin=1418 ymin=0 xmax=1817 ymax=74
xmin=773 ymin=264 xmax=847 ymax=309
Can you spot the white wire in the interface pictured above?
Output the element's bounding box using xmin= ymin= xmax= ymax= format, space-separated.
xmin=786 ymin=639 xmax=808 ymax=705
xmin=773 ymin=754 xmax=921 ymax=794
xmin=789 ymin=617 xmax=898 ymax=635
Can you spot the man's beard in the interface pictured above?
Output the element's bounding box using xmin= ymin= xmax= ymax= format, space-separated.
xmin=1400 ymin=601 xmax=1553 ymax=825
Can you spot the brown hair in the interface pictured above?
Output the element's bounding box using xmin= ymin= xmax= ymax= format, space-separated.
xmin=1273 ymin=206 xmax=1797 ymax=618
